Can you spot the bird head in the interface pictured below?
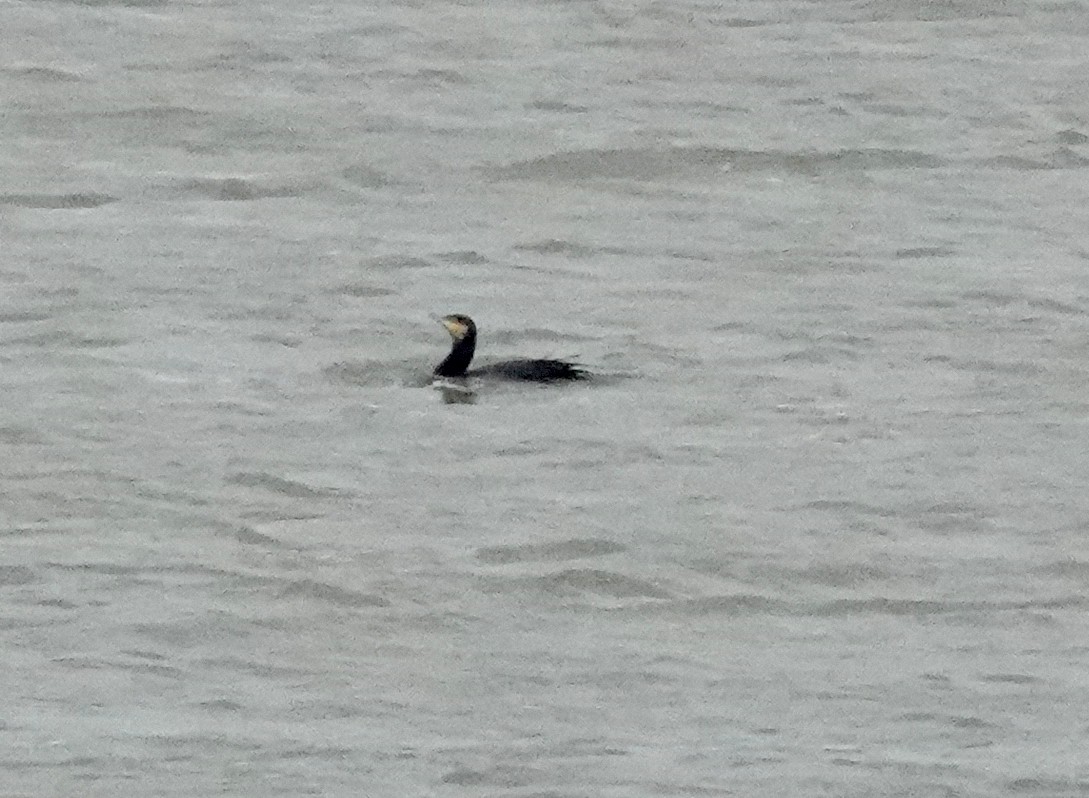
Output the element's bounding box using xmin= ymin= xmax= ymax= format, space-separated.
xmin=439 ymin=314 xmax=475 ymax=341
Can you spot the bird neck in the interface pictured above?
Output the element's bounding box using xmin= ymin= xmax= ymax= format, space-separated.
xmin=435 ymin=331 xmax=476 ymax=376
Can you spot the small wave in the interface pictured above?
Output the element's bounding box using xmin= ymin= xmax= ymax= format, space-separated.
xmin=946 ymin=357 xmax=1045 ymax=376
xmin=490 ymin=146 xmax=943 ymax=182
xmin=1057 ymin=129 xmax=1089 ymax=145
xmin=361 ymin=254 xmax=434 ymax=271
xmin=0 ymin=425 xmax=44 ymax=445
xmin=166 ymin=177 xmax=316 ymax=201
xmin=278 ymin=578 xmax=389 ymax=609
xmin=322 ymin=360 xmax=392 ymax=387
xmin=210 ymin=523 xmax=299 ymax=550
xmin=972 ymin=149 xmax=1089 ymax=170
xmin=980 ymin=673 xmax=1041 ymax=685
xmin=894 ymin=246 xmax=956 ymax=259
xmin=103 ymin=105 xmax=213 ymax=123
xmin=476 ymin=538 xmax=626 ymax=565
xmin=6 ymin=66 xmax=84 ymax=82
xmin=537 ymin=568 xmax=671 ymax=599
xmin=48 ymin=0 xmax=168 ymax=7
xmin=0 ymin=565 xmax=38 ymax=587
xmin=1026 ymin=297 xmax=1083 ymax=315
xmin=329 ymin=282 xmax=397 ymax=298
xmin=341 ymin=163 xmax=392 ymax=188
xmin=812 ymin=596 xmax=1088 ymax=616
xmin=6 ymin=331 xmax=128 ymax=348
xmin=0 ymin=192 xmax=118 ymax=209
xmin=434 ymin=250 xmax=490 ymax=265
xmin=514 ymin=238 xmax=602 ymax=257
xmin=1007 ymin=777 xmax=1089 ymax=794
xmin=782 ymin=345 xmax=861 ymax=364
xmin=527 ymin=99 xmax=589 ymax=113
xmin=441 ymin=766 xmax=539 ymax=788
xmin=198 ymin=656 xmax=312 ymax=680
xmin=225 ymin=472 xmax=347 ymax=499
xmin=0 ymin=310 xmax=54 ymax=323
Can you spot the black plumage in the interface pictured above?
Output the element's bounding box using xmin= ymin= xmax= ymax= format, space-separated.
xmin=433 ymin=314 xmax=587 ymax=382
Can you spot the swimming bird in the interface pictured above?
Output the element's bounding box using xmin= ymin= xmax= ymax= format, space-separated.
xmin=433 ymin=314 xmax=587 ymax=382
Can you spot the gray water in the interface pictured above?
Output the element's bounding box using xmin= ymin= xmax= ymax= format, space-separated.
xmin=4 ymin=1 xmax=1089 ymax=795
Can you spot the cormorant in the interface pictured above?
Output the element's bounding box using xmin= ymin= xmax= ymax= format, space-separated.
xmin=434 ymin=314 xmax=587 ymax=382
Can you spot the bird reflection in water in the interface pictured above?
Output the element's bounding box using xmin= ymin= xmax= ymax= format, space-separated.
xmin=434 ymin=378 xmax=477 ymax=404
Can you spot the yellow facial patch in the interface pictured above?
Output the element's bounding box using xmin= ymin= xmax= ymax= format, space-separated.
xmin=441 ymin=317 xmax=468 ymax=338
